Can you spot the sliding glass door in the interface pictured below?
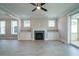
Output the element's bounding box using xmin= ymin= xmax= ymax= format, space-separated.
xmin=70 ymin=13 xmax=79 ymax=47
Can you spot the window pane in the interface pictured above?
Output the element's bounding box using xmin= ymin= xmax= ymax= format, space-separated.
xmin=71 ymin=19 xmax=77 ymax=33
xmin=11 ymin=21 xmax=18 ymax=34
xmin=24 ymin=20 xmax=30 ymax=27
xmin=48 ymin=20 xmax=55 ymax=27
xmin=14 ymin=26 xmax=18 ymax=33
xmin=1 ymin=28 xmax=5 ymax=34
xmin=0 ymin=21 xmax=5 ymax=34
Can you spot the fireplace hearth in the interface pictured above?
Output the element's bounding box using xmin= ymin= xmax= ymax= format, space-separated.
xmin=34 ymin=31 xmax=44 ymax=40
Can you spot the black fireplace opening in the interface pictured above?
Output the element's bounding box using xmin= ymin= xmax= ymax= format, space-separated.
xmin=34 ymin=31 xmax=44 ymax=40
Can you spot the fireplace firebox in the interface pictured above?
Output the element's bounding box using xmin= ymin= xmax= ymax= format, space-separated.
xmin=34 ymin=31 xmax=44 ymax=40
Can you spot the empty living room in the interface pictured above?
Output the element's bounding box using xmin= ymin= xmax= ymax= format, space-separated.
xmin=0 ymin=2 xmax=79 ymax=56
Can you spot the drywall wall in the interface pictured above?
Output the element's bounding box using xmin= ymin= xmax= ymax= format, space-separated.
xmin=30 ymin=12 xmax=48 ymax=29
xmin=58 ymin=15 xmax=67 ymax=43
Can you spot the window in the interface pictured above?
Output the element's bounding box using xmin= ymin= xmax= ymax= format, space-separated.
xmin=0 ymin=21 xmax=5 ymax=34
xmin=11 ymin=21 xmax=18 ymax=34
xmin=24 ymin=20 xmax=30 ymax=27
xmin=48 ymin=20 xmax=55 ymax=27
xmin=71 ymin=19 xmax=77 ymax=33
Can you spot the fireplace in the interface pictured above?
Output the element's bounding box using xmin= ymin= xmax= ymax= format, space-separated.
xmin=34 ymin=31 xmax=44 ymax=40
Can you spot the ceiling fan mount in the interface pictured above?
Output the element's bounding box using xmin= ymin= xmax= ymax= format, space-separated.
xmin=30 ymin=3 xmax=47 ymax=12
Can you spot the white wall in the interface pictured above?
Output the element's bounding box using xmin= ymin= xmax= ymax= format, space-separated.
xmin=31 ymin=17 xmax=48 ymax=29
xmin=58 ymin=15 xmax=67 ymax=43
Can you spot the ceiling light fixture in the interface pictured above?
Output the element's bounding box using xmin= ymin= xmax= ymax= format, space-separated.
xmin=37 ymin=6 xmax=40 ymax=10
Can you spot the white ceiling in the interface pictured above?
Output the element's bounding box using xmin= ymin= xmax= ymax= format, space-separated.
xmin=0 ymin=3 xmax=79 ymax=19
